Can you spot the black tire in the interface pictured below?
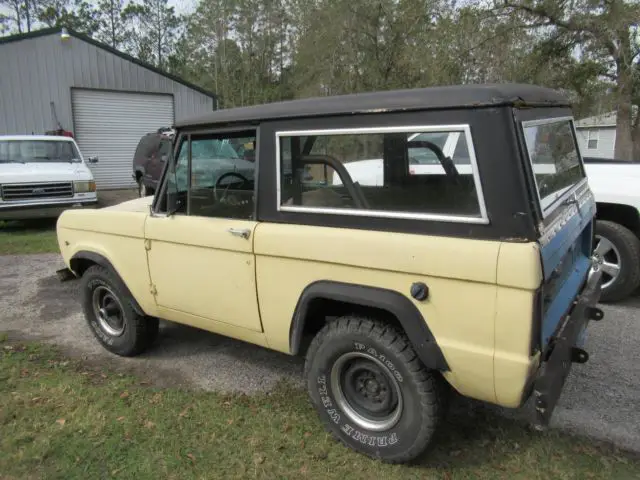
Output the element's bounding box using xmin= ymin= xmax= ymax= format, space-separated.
xmin=81 ymin=265 xmax=159 ymax=356
xmin=594 ymin=220 xmax=640 ymax=303
xmin=304 ymin=316 xmax=448 ymax=464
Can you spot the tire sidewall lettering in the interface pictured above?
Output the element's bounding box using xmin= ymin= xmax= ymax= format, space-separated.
xmin=84 ymin=274 xmax=127 ymax=348
xmin=313 ymin=337 xmax=421 ymax=453
xmin=354 ymin=341 xmax=403 ymax=383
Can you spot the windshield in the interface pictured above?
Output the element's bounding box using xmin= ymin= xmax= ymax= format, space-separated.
xmin=522 ymin=119 xmax=585 ymax=213
xmin=0 ymin=139 xmax=81 ymax=163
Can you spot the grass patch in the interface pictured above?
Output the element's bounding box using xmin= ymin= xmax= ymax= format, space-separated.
xmin=1 ymin=340 xmax=638 ymax=479
xmin=0 ymin=219 xmax=59 ymax=255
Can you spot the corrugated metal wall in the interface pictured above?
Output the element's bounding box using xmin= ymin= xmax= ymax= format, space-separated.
xmin=0 ymin=32 xmax=214 ymax=136
xmin=576 ymin=127 xmax=617 ymax=159
xmin=72 ymin=89 xmax=175 ymax=188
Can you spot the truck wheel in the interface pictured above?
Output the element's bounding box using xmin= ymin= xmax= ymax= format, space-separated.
xmin=593 ymin=220 xmax=640 ymax=302
xmin=304 ymin=316 xmax=448 ymax=464
xmin=81 ymin=265 xmax=159 ymax=356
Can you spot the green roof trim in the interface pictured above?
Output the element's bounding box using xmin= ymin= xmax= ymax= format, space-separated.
xmin=0 ymin=27 xmax=217 ymax=106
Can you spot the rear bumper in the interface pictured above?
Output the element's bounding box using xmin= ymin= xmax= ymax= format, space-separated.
xmin=531 ymin=267 xmax=604 ymax=429
xmin=0 ymin=199 xmax=98 ymax=220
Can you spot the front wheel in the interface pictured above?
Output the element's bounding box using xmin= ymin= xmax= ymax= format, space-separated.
xmin=304 ymin=316 xmax=448 ymax=464
xmin=592 ymin=220 xmax=640 ymax=303
xmin=81 ymin=265 xmax=159 ymax=356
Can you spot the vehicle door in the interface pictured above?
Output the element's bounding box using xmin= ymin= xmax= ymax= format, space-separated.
xmin=144 ymin=128 xmax=262 ymax=332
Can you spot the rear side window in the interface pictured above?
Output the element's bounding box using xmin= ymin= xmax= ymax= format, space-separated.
xmin=277 ymin=126 xmax=487 ymax=223
xmin=522 ymin=118 xmax=586 ymax=214
xmin=134 ymin=135 xmax=158 ymax=159
xmin=158 ymin=139 xmax=172 ymax=157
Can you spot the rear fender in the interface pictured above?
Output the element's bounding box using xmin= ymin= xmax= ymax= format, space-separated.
xmin=289 ymin=280 xmax=449 ymax=372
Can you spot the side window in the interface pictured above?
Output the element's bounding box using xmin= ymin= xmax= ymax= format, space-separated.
xmin=163 ymin=131 xmax=257 ymax=220
xmin=278 ymin=127 xmax=484 ymax=220
xmin=134 ymin=136 xmax=150 ymax=160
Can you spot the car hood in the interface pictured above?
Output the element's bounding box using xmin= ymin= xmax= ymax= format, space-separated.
xmin=102 ymin=196 xmax=153 ymax=213
xmin=0 ymin=162 xmax=94 ymax=184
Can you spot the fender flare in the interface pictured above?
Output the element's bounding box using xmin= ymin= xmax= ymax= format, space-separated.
xmin=289 ymin=280 xmax=449 ymax=372
xmin=70 ymin=251 xmax=146 ymax=316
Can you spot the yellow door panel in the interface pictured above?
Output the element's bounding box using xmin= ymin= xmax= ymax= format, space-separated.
xmin=145 ymin=215 xmax=262 ymax=332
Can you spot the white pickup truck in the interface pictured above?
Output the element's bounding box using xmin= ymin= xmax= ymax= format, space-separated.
xmin=0 ymin=135 xmax=99 ymax=221
xmin=329 ymin=131 xmax=640 ymax=302
xmin=582 ymin=157 xmax=640 ymax=302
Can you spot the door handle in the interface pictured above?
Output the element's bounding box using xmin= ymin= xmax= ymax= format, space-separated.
xmin=227 ymin=227 xmax=251 ymax=239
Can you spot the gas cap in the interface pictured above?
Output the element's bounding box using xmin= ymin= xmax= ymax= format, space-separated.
xmin=410 ymin=282 xmax=429 ymax=301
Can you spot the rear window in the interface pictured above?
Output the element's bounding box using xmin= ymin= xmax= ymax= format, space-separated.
xmin=522 ymin=118 xmax=586 ymax=213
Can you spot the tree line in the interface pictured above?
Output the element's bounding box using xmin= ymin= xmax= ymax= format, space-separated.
xmin=1 ymin=0 xmax=639 ymax=159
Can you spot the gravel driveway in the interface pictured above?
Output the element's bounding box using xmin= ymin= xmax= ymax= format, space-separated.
xmin=1 ymin=253 xmax=639 ymax=454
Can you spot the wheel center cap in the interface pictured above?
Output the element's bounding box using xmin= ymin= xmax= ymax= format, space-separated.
xmin=365 ymin=379 xmax=379 ymax=394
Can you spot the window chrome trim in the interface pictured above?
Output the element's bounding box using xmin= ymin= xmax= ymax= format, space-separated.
xmin=538 ymin=181 xmax=594 ymax=246
xmin=520 ymin=116 xmax=588 ymax=220
xmin=151 ymin=131 xmax=186 ymax=216
xmin=151 ymin=128 xmax=259 ymax=219
xmin=275 ymin=124 xmax=489 ymax=224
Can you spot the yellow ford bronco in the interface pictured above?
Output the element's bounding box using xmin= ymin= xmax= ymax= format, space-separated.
xmin=56 ymin=84 xmax=604 ymax=463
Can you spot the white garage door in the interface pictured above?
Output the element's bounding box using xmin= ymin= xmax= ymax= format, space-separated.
xmin=72 ymin=89 xmax=174 ymax=189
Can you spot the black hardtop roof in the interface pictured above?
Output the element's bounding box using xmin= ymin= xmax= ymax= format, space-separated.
xmin=175 ymin=83 xmax=569 ymax=128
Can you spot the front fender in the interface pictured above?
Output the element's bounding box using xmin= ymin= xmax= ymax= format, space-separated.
xmin=69 ymin=249 xmax=147 ymax=316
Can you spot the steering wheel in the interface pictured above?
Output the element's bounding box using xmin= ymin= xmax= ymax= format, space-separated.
xmin=214 ymin=171 xmax=250 ymax=203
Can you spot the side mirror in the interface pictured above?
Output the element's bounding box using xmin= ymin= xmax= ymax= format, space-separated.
xmin=88 ymin=156 xmax=99 ymax=164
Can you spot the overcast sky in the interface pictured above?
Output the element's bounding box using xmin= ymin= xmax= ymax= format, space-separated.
xmin=1 ymin=1 xmax=197 ymax=22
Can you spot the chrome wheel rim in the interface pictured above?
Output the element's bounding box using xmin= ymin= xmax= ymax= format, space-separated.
xmin=92 ymin=285 xmax=126 ymax=336
xmin=592 ymin=234 xmax=622 ymax=290
xmin=330 ymin=352 xmax=403 ymax=432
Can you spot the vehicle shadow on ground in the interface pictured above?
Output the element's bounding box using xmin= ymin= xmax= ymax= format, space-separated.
xmin=604 ymin=290 xmax=640 ymax=308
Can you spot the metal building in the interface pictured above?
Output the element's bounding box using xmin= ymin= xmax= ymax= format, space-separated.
xmin=0 ymin=27 xmax=217 ymax=189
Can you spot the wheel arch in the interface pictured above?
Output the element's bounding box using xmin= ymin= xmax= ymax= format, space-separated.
xmin=595 ymin=202 xmax=640 ymax=237
xmin=289 ymin=280 xmax=449 ymax=372
xmin=70 ymin=250 xmax=146 ymax=316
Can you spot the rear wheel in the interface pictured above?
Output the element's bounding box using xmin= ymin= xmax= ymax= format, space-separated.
xmin=81 ymin=265 xmax=159 ymax=356
xmin=304 ymin=316 xmax=448 ymax=464
xmin=592 ymin=220 xmax=640 ymax=302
